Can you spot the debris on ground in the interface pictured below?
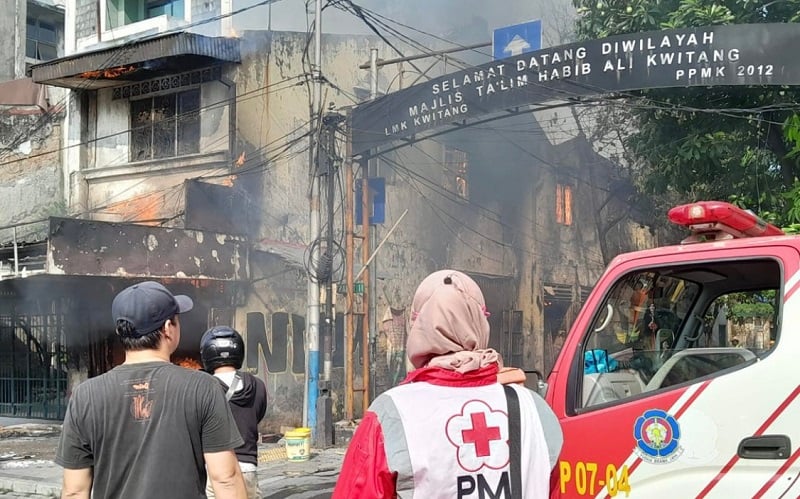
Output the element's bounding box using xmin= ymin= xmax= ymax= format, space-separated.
xmin=0 ymin=425 xmax=61 ymax=439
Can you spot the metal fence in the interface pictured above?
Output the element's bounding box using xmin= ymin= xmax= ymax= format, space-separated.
xmin=0 ymin=313 xmax=67 ymax=420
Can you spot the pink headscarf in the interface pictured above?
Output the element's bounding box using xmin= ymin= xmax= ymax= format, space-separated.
xmin=407 ymin=270 xmax=501 ymax=373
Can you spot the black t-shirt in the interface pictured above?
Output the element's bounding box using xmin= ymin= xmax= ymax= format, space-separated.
xmin=56 ymin=361 xmax=243 ymax=499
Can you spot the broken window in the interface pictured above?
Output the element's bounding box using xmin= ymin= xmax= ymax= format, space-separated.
xmin=444 ymin=146 xmax=469 ymax=200
xmin=130 ymin=88 xmax=200 ymax=162
xmin=556 ymin=183 xmax=573 ymax=226
xmin=107 ymin=0 xmax=185 ymax=28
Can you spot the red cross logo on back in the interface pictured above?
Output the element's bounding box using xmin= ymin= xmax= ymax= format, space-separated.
xmin=446 ymin=399 xmax=510 ymax=472
xmin=462 ymin=412 xmax=501 ymax=457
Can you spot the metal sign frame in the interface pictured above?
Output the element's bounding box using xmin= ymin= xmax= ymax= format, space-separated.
xmin=352 ymin=23 xmax=800 ymax=156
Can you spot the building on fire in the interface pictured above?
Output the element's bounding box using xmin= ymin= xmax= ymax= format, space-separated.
xmin=0 ymin=0 xmax=657 ymax=431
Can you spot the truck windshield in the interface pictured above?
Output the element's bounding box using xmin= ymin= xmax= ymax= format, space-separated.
xmin=579 ymin=259 xmax=780 ymax=410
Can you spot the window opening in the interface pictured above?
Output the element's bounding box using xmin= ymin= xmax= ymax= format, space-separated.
xmin=26 ymin=17 xmax=58 ymax=61
xmin=130 ymin=88 xmax=200 ymax=162
xmin=556 ymin=183 xmax=573 ymax=226
xmin=444 ymin=146 xmax=469 ymax=200
xmin=107 ymin=0 xmax=185 ymax=29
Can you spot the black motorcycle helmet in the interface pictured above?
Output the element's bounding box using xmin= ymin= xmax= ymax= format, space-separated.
xmin=200 ymin=326 xmax=245 ymax=372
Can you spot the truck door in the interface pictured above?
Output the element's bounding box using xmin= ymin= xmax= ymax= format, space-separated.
xmin=549 ymin=249 xmax=800 ymax=498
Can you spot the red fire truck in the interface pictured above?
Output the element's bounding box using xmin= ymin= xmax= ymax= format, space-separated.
xmin=545 ymin=201 xmax=799 ymax=498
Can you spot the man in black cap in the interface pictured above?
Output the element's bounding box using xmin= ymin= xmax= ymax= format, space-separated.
xmin=56 ymin=281 xmax=247 ymax=499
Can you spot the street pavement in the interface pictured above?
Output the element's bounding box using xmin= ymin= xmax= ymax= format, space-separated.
xmin=0 ymin=420 xmax=348 ymax=498
xmin=0 ymin=446 xmax=346 ymax=498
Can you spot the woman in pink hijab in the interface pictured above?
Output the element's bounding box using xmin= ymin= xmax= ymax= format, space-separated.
xmin=333 ymin=270 xmax=562 ymax=499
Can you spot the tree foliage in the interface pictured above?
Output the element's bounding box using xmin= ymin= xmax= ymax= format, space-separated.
xmin=572 ymin=0 xmax=800 ymax=225
xmin=722 ymin=290 xmax=776 ymax=323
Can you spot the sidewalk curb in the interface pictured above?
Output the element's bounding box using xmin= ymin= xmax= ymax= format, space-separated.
xmin=0 ymin=476 xmax=60 ymax=498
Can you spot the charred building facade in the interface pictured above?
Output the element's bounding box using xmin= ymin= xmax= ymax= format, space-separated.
xmin=0 ymin=0 xmax=660 ymax=429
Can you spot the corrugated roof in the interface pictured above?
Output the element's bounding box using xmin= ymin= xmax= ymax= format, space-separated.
xmin=30 ymin=32 xmax=240 ymax=89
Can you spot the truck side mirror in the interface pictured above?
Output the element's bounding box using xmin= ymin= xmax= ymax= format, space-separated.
xmin=525 ymin=369 xmax=549 ymax=398
xmin=537 ymin=379 xmax=549 ymax=398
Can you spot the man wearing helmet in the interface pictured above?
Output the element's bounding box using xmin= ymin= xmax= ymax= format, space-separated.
xmin=200 ymin=326 xmax=268 ymax=499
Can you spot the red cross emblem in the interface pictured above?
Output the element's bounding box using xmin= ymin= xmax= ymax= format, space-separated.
xmin=445 ymin=399 xmax=510 ymax=472
xmin=462 ymin=412 xmax=501 ymax=457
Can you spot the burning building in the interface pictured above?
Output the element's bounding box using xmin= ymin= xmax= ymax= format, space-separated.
xmin=1 ymin=0 xmax=659 ymax=431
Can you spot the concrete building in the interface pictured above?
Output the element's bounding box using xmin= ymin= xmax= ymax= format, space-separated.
xmin=0 ymin=0 xmax=658 ymax=431
xmin=0 ymin=0 xmax=65 ymax=242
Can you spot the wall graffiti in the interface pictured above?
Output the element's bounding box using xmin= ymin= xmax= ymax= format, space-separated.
xmin=244 ymin=311 xmax=351 ymax=374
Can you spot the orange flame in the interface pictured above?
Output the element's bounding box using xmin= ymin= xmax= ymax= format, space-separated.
xmin=79 ymin=65 xmax=137 ymax=79
xmin=220 ymin=152 xmax=246 ymax=186
xmin=103 ymin=192 xmax=165 ymax=225
xmin=173 ymin=357 xmax=203 ymax=370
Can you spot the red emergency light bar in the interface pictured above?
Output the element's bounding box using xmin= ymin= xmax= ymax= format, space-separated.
xmin=668 ymin=201 xmax=784 ymax=243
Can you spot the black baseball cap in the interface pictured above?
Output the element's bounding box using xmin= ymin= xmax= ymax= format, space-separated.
xmin=112 ymin=281 xmax=193 ymax=338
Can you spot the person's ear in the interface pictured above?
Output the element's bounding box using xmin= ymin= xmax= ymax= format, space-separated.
xmin=163 ymin=318 xmax=177 ymax=338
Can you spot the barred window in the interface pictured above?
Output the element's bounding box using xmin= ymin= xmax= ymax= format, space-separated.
xmin=556 ymin=183 xmax=573 ymax=226
xmin=444 ymin=146 xmax=469 ymax=200
xmin=130 ymin=89 xmax=200 ymax=162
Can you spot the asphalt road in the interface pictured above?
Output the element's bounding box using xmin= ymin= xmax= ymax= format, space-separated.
xmin=0 ymin=428 xmax=346 ymax=499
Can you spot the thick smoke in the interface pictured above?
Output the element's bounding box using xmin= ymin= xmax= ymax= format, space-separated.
xmin=229 ymin=0 xmax=575 ymax=50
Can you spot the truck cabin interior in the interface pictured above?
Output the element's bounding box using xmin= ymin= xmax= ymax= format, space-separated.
xmin=580 ymin=258 xmax=780 ymax=410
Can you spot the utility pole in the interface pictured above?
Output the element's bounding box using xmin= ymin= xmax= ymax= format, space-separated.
xmin=367 ymin=48 xmax=379 ymax=401
xmin=305 ymin=0 xmax=322 ymax=438
xmin=344 ymin=111 xmax=355 ymax=420
xmin=345 ymin=48 xmax=381 ymax=417
xmin=317 ymin=110 xmax=343 ymax=447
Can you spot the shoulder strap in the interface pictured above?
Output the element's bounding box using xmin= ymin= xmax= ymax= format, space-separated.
xmin=504 ymin=384 xmax=522 ymax=499
xmin=225 ymin=374 xmax=241 ymax=401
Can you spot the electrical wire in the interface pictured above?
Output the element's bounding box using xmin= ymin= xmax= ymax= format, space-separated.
xmin=2 ymin=0 xmax=293 ymax=162
xmin=388 ymin=159 xmax=507 ymax=265
xmin=388 ymin=148 xmax=609 ymax=267
xmin=1 ymin=119 xmax=312 ymax=237
xmin=342 ymin=2 xmax=493 ymax=59
xmin=0 ymin=74 xmax=308 ymax=169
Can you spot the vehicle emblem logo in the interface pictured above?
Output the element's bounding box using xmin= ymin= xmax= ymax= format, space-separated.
xmin=633 ymin=409 xmax=683 ymax=464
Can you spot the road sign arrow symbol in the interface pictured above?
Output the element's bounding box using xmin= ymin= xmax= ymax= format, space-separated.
xmin=503 ymin=35 xmax=532 ymax=56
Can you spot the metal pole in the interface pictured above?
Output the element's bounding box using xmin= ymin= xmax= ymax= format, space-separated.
xmin=323 ymin=122 xmax=335 ymax=384
xmin=353 ymin=210 xmax=408 ymax=282
xmin=361 ymin=174 xmax=370 ymax=415
xmin=13 ymin=227 xmax=18 ymax=276
xmin=357 ymin=41 xmax=491 ymax=69
xmin=370 ymin=48 xmax=379 ymax=98
xmin=344 ymin=115 xmax=355 ymax=421
xmin=368 ymin=50 xmax=379 ymax=402
xmin=305 ymin=0 xmax=323 ymax=434
xmin=316 ymin=114 xmax=337 ymax=447
xmin=398 ymin=61 xmax=404 ymax=90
